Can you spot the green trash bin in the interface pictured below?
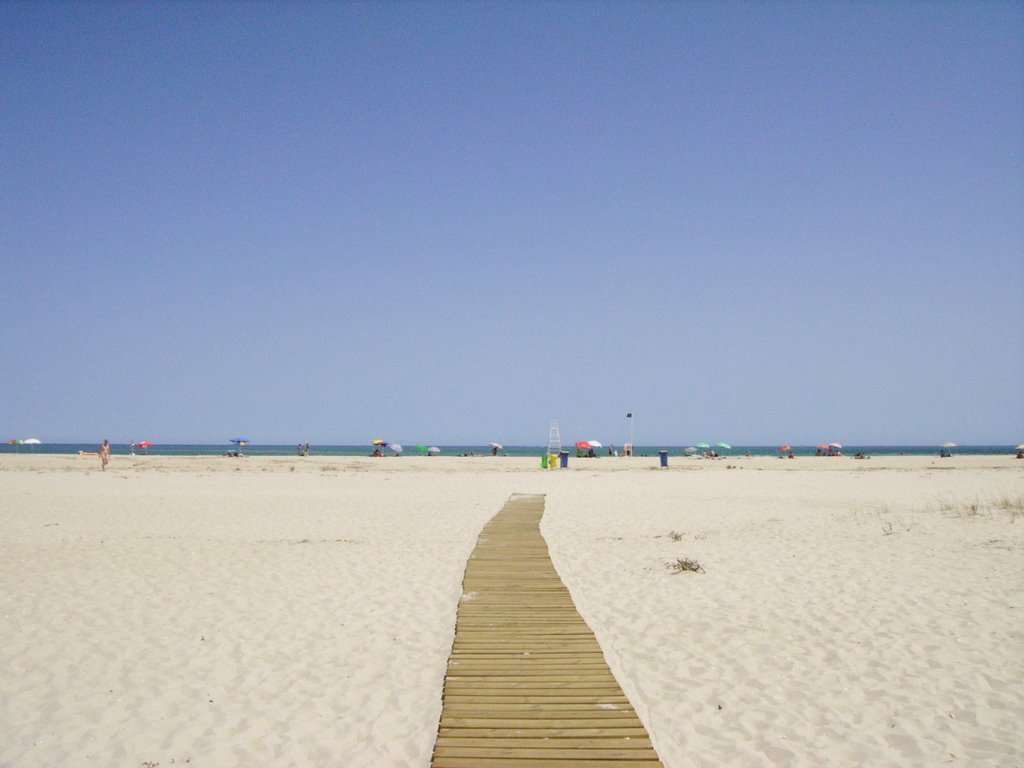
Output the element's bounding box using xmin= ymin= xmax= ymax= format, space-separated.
xmin=540 ymin=453 xmax=549 ymax=469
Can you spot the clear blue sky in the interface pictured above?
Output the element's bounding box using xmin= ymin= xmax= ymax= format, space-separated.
xmin=2 ymin=1 xmax=1022 ymax=446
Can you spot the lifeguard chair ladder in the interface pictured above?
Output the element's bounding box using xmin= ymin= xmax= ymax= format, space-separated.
xmin=547 ymin=420 xmax=561 ymax=454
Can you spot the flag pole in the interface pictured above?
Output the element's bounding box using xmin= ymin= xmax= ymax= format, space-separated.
xmin=627 ymin=412 xmax=634 ymax=457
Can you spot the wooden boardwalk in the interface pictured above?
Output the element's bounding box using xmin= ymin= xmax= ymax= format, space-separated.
xmin=431 ymin=493 xmax=665 ymax=768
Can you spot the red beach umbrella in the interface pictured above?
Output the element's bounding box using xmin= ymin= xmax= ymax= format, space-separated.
xmin=778 ymin=445 xmax=791 ymax=452
xmin=575 ymin=441 xmax=591 ymax=449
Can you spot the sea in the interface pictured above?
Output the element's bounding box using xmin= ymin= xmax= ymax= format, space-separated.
xmin=1 ymin=443 xmax=1018 ymax=458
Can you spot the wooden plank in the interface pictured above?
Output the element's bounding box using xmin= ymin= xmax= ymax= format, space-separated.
xmin=434 ymin=762 xmax=661 ymax=768
xmin=430 ymin=494 xmax=665 ymax=767
xmin=435 ymin=737 xmax=653 ymax=749
xmin=433 ymin=746 xmax=657 ymax=759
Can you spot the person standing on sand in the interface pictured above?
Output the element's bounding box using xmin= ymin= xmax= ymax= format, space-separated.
xmin=99 ymin=439 xmax=110 ymax=471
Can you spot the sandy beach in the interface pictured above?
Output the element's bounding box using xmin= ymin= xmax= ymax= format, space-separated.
xmin=1 ymin=453 xmax=1021 ymax=767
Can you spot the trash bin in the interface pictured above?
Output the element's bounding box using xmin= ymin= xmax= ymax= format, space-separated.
xmin=549 ymin=453 xmax=558 ymax=469
xmin=659 ymin=450 xmax=669 ymax=467
xmin=540 ymin=453 xmax=548 ymax=469
xmin=559 ymin=451 xmax=569 ymax=468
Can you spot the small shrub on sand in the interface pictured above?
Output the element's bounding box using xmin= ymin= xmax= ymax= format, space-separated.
xmin=667 ymin=557 xmax=704 ymax=574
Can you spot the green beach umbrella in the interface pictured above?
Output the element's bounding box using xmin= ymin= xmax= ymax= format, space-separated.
xmin=717 ymin=442 xmax=732 ymax=450
xmin=696 ymin=442 xmax=710 ymax=450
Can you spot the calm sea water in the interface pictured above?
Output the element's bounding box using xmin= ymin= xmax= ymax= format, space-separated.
xmin=1 ymin=443 xmax=1018 ymax=458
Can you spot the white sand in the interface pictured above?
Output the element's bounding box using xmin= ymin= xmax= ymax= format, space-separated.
xmin=1 ymin=453 xmax=1021 ymax=767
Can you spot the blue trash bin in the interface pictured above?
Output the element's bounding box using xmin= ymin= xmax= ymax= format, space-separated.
xmin=559 ymin=451 xmax=569 ymax=468
xmin=659 ymin=450 xmax=668 ymax=467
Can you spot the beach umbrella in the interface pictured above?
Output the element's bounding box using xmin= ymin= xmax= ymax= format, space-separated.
xmin=231 ymin=438 xmax=249 ymax=445
xmin=717 ymin=442 xmax=732 ymax=450
xmin=830 ymin=442 xmax=843 ymax=449
xmin=778 ymin=445 xmax=791 ymax=452
xmin=575 ymin=441 xmax=591 ymax=449
xmin=389 ymin=443 xmax=403 ymax=454
xmin=8 ymin=439 xmax=23 ymax=445
xmin=428 ymin=446 xmax=441 ymax=455
xmin=371 ymin=439 xmax=387 ymax=446
xmin=1017 ymin=444 xmax=1024 ymax=451
xmin=489 ymin=442 xmax=503 ymax=450
xmin=942 ymin=442 xmax=957 ymax=449
xmin=684 ymin=446 xmax=698 ymax=454
xmin=138 ymin=440 xmax=153 ymax=454
xmin=695 ymin=442 xmax=710 ymax=450
xmin=24 ymin=438 xmax=41 ymax=445
xmin=416 ymin=444 xmax=428 ymax=455
xmin=588 ymin=440 xmax=603 ymax=448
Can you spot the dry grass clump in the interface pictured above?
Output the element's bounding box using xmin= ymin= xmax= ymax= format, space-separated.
xmin=932 ymin=494 xmax=1024 ymax=521
xmin=667 ymin=557 xmax=704 ymax=574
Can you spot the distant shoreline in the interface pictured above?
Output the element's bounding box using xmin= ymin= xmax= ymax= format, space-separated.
xmin=2 ymin=442 xmax=1019 ymax=458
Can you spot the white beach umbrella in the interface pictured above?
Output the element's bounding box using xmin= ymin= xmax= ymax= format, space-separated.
xmin=23 ymin=438 xmax=41 ymax=445
xmin=427 ymin=446 xmax=441 ymax=455
xmin=389 ymin=443 xmax=404 ymax=454
xmin=587 ymin=440 xmax=603 ymax=448
xmin=942 ymin=442 xmax=957 ymax=448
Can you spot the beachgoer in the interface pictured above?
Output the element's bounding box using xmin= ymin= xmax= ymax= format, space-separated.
xmin=492 ymin=445 xmax=498 ymax=456
xmin=99 ymin=439 xmax=110 ymax=471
